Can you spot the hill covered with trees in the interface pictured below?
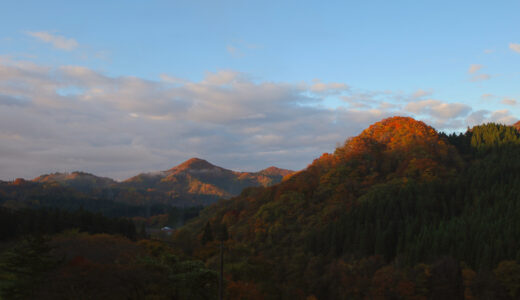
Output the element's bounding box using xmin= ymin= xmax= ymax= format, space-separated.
xmin=122 ymin=158 xmax=294 ymax=206
xmin=0 ymin=159 xmax=293 ymax=213
xmin=2 ymin=116 xmax=520 ymax=299
xmin=171 ymin=117 xmax=520 ymax=299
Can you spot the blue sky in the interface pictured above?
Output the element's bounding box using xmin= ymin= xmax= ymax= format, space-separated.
xmin=0 ymin=1 xmax=519 ymax=179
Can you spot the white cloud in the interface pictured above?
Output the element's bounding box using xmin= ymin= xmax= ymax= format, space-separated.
xmin=466 ymin=109 xmax=517 ymax=127
xmin=468 ymin=64 xmax=483 ymax=74
xmin=26 ymin=31 xmax=78 ymax=51
xmin=159 ymin=74 xmax=187 ymax=85
xmin=0 ymin=59 xmax=362 ymax=179
xmin=202 ymin=70 xmax=245 ymax=85
xmin=509 ymin=43 xmax=520 ymax=53
xmin=341 ymin=89 xmax=423 ymax=109
xmin=404 ymin=99 xmax=472 ymax=120
xmin=342 ymin=91 xmax=380 ymax=108
xmin=466 ymin=110 xmax=490 ymax=127
xmin=0 ymin=58 xmax=504 ymax=179
xmin=309 ymin=79 xmax=349 ymax=94
xmin=489 ymin=109 xmax=516 ymax=124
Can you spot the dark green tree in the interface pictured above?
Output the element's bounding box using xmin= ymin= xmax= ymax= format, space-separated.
xmin=201 ymin=221 xmax=213 ymax=245
xmin=216 ymin=223 xmax=229 ymax=242
xmin=0 ymin=236 xmax=59 ymax=299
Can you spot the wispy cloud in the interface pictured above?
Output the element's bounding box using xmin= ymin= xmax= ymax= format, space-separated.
xmin=411 ymin=89 xmax=433 ymax=100
xmin=467 ymin=64 xmax=492 ymax=82
xmin=226 ymin=40 xmax=261 ymax=58
xmin=509 ymin=43 xmax=520 ymax=53
xmin=501 ymin=98 xmax=517 ymax=106
xmin=309 ymin=79 xmax=348 ymax=94
xmin=470 ymin=74 xmax=491 ymax=82
xmin=468 ymin=64 xmax=483 ymax=74
xmin=226 ymin=45 xmax=243 ymax=58
xmin=26 ymin=31 xmax=78 ymax=51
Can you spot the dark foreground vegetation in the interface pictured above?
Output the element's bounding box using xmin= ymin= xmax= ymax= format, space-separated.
xmin=2 ymin=117 xmax=520 ymax=299
xmin=0 ymin=207 xmax=217 ymax=299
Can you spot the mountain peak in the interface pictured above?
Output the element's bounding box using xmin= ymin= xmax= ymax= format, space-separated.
xmin=258 ymin=166 xmax=294 ymax=177
xmin=171 ymin=158 xmax=217 ymax=171
xmin=360 ymin=116 xmax=437 ymax=145
xmin=33 ymin=171 xmax=114 ymax=183
xmin=328 ymin=116 xmax=461 ymax=180
xmin=338 ymin=116 xmax=441 ymax=155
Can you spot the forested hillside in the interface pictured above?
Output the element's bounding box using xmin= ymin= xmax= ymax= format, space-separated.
xmin=122 ymin=158 xmax=293 ymax=206
xmin=0 ymin=161 xmax=292 ymax=299
xmin=172 ymin=117 xmax=520 ymax=299
xmin=0 ymin=159 xmax=293 ymax=212
xmin=0 ymin=231 xmax=218 ymax=299
xmin=2 ymin=117 xmax=520 ymax=299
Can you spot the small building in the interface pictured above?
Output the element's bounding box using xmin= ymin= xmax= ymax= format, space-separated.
xmin=161 ymin=226 xmax=175 ymax=236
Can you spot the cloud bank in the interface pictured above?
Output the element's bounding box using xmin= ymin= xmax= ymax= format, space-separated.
xmin=0 ymin=58 xmax=515 ymax=180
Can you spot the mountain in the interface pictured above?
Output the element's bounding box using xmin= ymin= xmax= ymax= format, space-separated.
xmin=0 ymin=159 xmax=294 ymax=210
xmin=33 ymin=171 xmax=116 ymax=193
xmin=174 ymin=117 xmax=520 ymax=299
xmin=122 ymin=158 xmax=294 ymax=205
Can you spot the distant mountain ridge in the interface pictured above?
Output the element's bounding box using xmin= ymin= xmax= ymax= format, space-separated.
xmin=33 ymin=171 xmax=116 ymax=193
xmin=24 ymin=158 xmax=294 ymax=206
xmin=122 ymin=158 xmax=294 ymax=205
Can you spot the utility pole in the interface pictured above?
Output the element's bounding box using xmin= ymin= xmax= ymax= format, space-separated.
xmin=219 ymin=241 xmax=223 ymax=300
xmin=217 ymin=223 xmax=228 ymax=300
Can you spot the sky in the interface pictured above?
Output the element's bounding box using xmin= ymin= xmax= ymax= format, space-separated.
xmin=0 ymin=0 xmax=519 ymax=180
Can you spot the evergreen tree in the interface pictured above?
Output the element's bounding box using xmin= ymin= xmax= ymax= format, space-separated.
xmin=201 ymin=221 xmax=213 ymax=245
xmin=216 ymin=223 xmax=229 ymax=242
xmin=0 ymin=236 xmax=59 ymax=299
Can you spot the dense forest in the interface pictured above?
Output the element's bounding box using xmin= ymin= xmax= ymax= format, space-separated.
xmin=2 ymin=117 xmax=520 ymax=299
xmin=172 ymin=117 xmax=520 ymax=299
xmin=0 ymin=206 xmax=219 ymax=299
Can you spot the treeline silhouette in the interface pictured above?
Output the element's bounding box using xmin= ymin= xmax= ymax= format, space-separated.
xmin=0 ymin=180 xmax=176 ymax=218
xmin=0 ymin=207 xmax=137 ymax=241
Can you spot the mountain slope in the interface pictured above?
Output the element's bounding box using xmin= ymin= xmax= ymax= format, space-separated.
xmin=175 ymin=117 xmax=520 ymax=299
xmin=122 ymin=158 xmax=294 ymax=205
xmin=33 ymin=171 xmax=116 ymax=193
xmin=184 ymin=116 xmax=462 ymax=240
xmin=21 ymin=158 xmax=294 ymax=207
